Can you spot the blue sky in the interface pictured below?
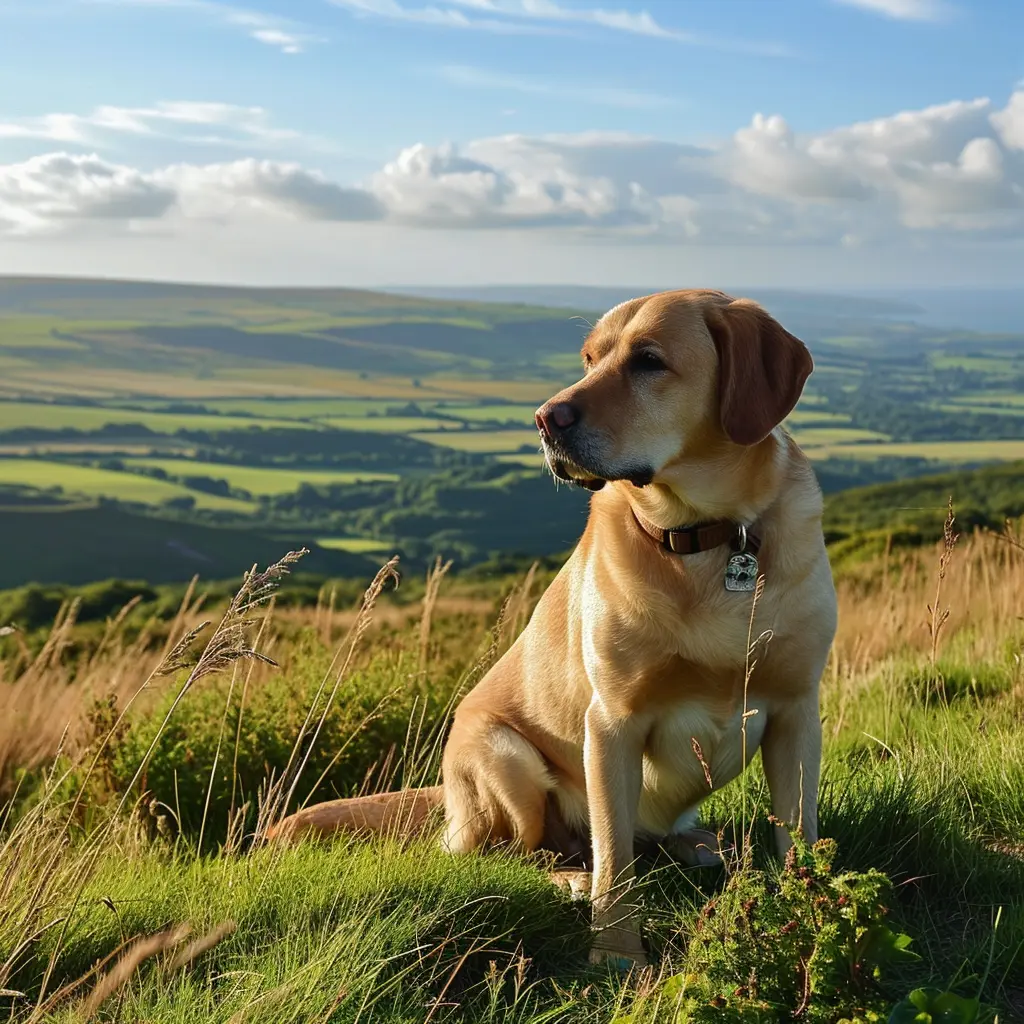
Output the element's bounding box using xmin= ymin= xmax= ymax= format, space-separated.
xmin=0 ymin=0 xmax=1022 ymax=288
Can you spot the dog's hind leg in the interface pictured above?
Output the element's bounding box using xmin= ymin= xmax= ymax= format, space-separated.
xmin=441 ymin=719 xmax=553 ymax=855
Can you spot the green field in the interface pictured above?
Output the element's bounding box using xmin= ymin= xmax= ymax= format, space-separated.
xmin=0 ymin=459 xmax=253 ymax=511
xmin=193 ymin=398 xmax=420 ymax=419
xmin=125 ymin=459 xmax=398 ymax=495
xmin=411 ymin=428 xmax=541 ymax=452
xmin=438 ymin=403 xmax=540 ymax=424
xmin=0 ymin=401 xmax=308 ymax=434
xmin=317 ymin=535 xmax=394 ymax=553
xmin=0 ymin=276 xmax=1023 ymax=588
xmin=791 ymin=427 xmax=891 ymax=446
xmin=318 ymin=415 xmax=465 ymax=433
xmin=785 ymin=408 xmax=851 ymax=425
xmin=931 ymin=353 xmax=1019 ymax=372
xmin=808 ymin=439 xmax=1024 ymax=462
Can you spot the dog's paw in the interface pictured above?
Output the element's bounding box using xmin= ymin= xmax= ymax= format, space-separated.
xmin=661 ymin=828 xmax=731 ymax=868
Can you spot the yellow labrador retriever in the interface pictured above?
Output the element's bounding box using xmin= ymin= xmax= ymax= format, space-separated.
xmin=268 ymin=289 xmax=838 ymax=967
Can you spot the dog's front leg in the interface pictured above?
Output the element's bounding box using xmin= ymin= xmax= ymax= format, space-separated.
xmin=761 ymin=691 xmax=822 ymax=858
xmin=584 ymin=698 xmax=648 ymax=967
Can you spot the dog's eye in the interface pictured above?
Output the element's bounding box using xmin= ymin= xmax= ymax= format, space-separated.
xmin=630 ymin=350 xmax=665 ymax=373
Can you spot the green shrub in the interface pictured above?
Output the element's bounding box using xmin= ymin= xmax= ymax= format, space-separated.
xmin=112 ymin=633 xmax=464 ymax=845
xmin=653 ymin=838 xmax=918 ymax=1023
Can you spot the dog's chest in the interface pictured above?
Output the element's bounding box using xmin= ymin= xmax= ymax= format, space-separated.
xmin=638 ymin=698 xmax=768 ymax=835
xmin=659 ymin=555 xmax=789 ymax=670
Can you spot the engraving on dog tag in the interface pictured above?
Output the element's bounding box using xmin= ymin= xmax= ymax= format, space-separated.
xmin=725 ymin=551 xmax=759 ymax=592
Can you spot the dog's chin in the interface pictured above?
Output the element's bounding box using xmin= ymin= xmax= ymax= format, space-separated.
xmin=549 ymin=458 xmax=607 ymax=491
xmin=546 ymin=454 xmax=655 ymax=492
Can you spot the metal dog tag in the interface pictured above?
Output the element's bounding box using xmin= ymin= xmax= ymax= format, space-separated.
xmin=725 ymin=551 xmax=759 ymax=592
xmin=725 ymin=525 xmax=758 ymax=592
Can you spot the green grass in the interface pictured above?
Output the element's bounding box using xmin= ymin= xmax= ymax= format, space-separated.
xmin=0 ymin=401 xmax=311 ymax=435
xmin=0 ymin=459 xmax=253 ymax=511
xmin=123 ymin=459 xmax=398 ymax=495
xmin=0 ymin=318 xmax=87 ymax=350
xmin=411 ymin=429 xmax=541 ymax=453
xmin=947 ymin=392 xmax=1024 ymax=408
xmin=0 ymin=504 xmax=375 ymax=589
xmin=440 ymin=404 xmax=540 ymax=425
xmin=197 ymin=399 xmax=427 ymax=419
xmin=808 ymin=440 xmax=1024 ymax=462
xmin=3 ymin=525 xmax=1024 ymax=1021
xmin=3 ymin=623 xmax=1023 ymax=1021
xmin=785 ymin=409 xmax=852 ymax=425
xmin=318 ymin=416 xmax=467 ymax=433
xmin=791 ymin=427 xmax=891 ymax=446
xmin=317 ymin=536 xmax=394 ymax=553
xmin=931 ymin=353 xmax=1020 ymax=373
xmin=937 ymin=403 xmax=1024 ymax=418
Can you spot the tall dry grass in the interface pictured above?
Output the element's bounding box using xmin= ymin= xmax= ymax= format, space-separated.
xmin=4 ymin=522 xmax=1023 ymax=811
xmin=830 ymin=523 xmax=1024 ymax=676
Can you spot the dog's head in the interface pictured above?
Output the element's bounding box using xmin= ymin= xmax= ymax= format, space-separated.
xmin=534 ymin=290 xmax=813 ymax=491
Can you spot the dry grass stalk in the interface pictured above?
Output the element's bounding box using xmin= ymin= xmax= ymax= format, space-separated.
xmin=114 ymin=550 xmax=310 ymax=817
xmin=739 ymin=574 xmax=772 ymax=859
xmin=494 ymin=562 xmax=539 ymax=657
xmin=166 ymin=920 xmax=237 ymax=972
xmin=926 ymin=497 xmax=960 ymax=666
xmin=65 ymin=924 xmax=192 ymax=1019
xmin=419 ymin=556 xmax=453 ymax=674
xmin=255 ymin=557 xmax=401 ymax=841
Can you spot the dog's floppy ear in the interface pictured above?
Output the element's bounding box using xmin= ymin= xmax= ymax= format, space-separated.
xmin=704 ymin=298 xmax=813 ymax=446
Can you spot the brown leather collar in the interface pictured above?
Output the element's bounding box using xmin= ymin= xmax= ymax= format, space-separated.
xmin=632 ymin=509 xmax=761 ymax=557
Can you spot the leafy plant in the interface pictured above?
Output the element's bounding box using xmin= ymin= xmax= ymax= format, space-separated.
xmin=888 ymin=988 xmax=981 ymax=1024
xmin=659 ymin=836 xmax=919 ymax=1022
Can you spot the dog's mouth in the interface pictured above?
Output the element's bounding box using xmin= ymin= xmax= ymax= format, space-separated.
xmin=542 ymin=442 xmax=654 ymax=492
xmin=549 ymin=457 xmax=607 ymax=491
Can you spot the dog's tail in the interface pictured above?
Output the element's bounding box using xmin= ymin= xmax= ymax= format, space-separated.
xmin=264 ymin=786 xmax=444 ymax=844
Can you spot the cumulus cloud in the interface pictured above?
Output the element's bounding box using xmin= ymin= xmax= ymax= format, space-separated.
xmin=369 ymin=140 xmax=659 ymax=228
xmin=0 ymin=153 xmax=382 ymax=235
xmin=2 ymin=86 xmax=1022 ymax=244
xmin=721 ymin=95 xmax=1024 ymax=234
xmin=0 ymin=153 xmax=176 ymax=234
xmin=158 ymin=159 xmax=385 ymax=221
xmin=992 ymin=89 xmax=1024 ymax=151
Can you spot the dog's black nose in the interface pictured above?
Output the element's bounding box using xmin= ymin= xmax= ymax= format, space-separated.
xmin=535 ymin=401 xmax=578 ymax=437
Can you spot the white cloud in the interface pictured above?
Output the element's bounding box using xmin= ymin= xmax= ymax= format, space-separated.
xmin=438 ymin=65 xmax=679 ymax=110
xmin=833 ymin=0 xmax=951 ymax=21
xmin=728 ymin=113 xmax=874 ymax=201
xmin=157 ymin=159 xmax=386 ymax=221
xmin=736 ymin=95 xmax=1024 ymax=233
xmin=0 ymin=153 xmax=176 ymax=234
xmin=369 ymin=140 xmax=659 ymax=228
xmin=326 ymin=0 xmax=558 ymax=34
xmin=83 ymin=0 xmax=322 ymax=52
xmin=329 ymin=0 xmax=790 ymax=53
xmin=2 ymin=87 xmax=1022 ymax=245
xmin=992 ymin=89 xmax=1024 ymax=151
xmin=248 ymin=29 xmax=305 ymax=54
xmin=0 ymin=153 xmax=383 ymax=235
xmin=0 ymin=101 xmax=299 ymax=148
